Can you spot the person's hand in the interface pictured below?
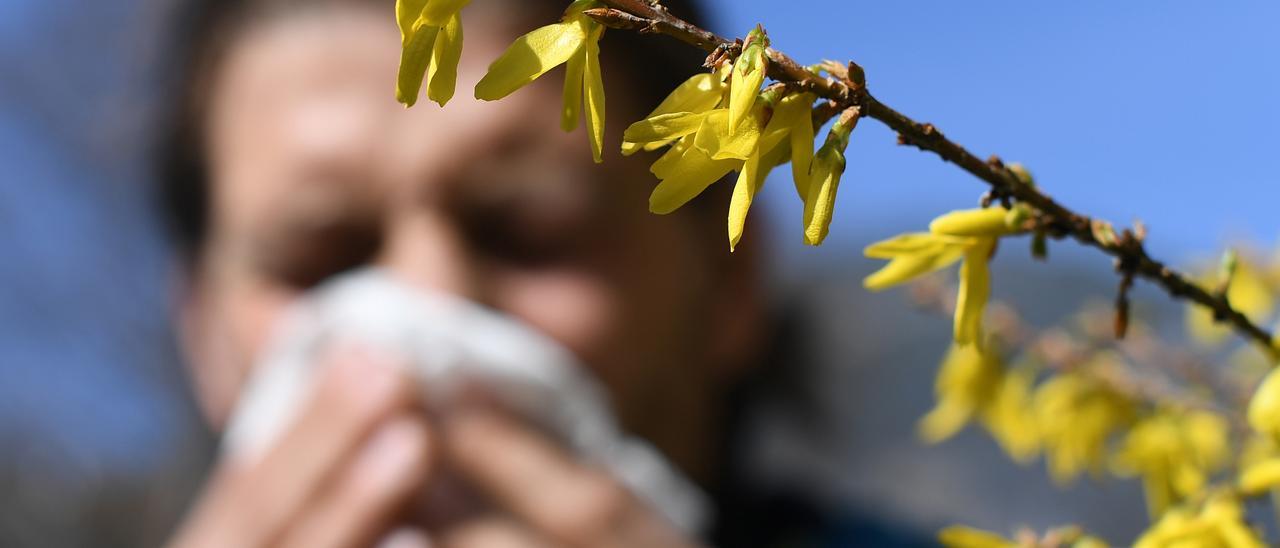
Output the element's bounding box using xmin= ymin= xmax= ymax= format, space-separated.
xmin=434 ymin=408 xmax=705 ymax=548
xmin=170 ymin=352 xmax=432 ymax=548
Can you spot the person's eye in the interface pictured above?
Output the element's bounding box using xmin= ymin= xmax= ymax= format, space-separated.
xmin=250 ymin=192 xmax=383 ymax=288
xmin=458 ymin=193 xmax=592 ymax=268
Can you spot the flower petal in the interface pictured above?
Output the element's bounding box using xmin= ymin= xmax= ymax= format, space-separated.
xmin=396 ymin=0 xmax=429 ymax=41
xmin=426 ymin=12 xmax=464 ymax=106
xmin=863 ymin=246 xmax=966 ymax=291
xmin=396 ymin=25 xmax=441 ymax=107
xmin=622 ymin=67 xmax=729 ymax=155
xmin=785 ymin=95 xmax=816 ymax=199
xmin=1240 ymin=458 xmax=1280 ymax=495
xmin=1249 ymin=368 xmax=1280 ymax=437
xmin=421 ymin=0 xmax=470 ymax=26
xmin=474 ymin=20 xmax=587 ymax=101
xmin=865 ymin=233 xmax=947 ymax=259
xmin=695 ymin=108 xmax=761 ymax=161
xmin=800 ymin=141 xmax=846 ymax=245
xmin=560 ymin=44 xmax=585 ymax=132
xmin=582 ymin=24 xmax=605 ymax=163
xmin=650 ymin=135 xmax=693 ymax=180
xmin=930 ymin=207 xmax=1016 ymax=237
xmin=649 ymin=145 xmax=738 ymax=214
xmin=954 ymin=238 xmax=995 ymax=345
xmin=726 ymin=144 xmax=784 ymax=251
xmin=728 ymin=29 xmax=767 ymax=134
xmin=623 ymin=112 xmax=707 ymax=144
xmin=937 ymin=525 xmax=1015 ymax=548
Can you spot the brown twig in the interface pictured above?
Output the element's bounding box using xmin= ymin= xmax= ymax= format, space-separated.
xmin=587 ymin=1 xmax=1279 ymax=361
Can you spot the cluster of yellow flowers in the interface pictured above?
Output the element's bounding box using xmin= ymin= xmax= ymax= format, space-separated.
xmin=860 ymin=202 xmax=1280 ymax=545
xmin=394 ymin=1 xmax=1280 ymax=545
xmin=396 ymin=1 xmax=860 ymax=250
xmin=927 ymin=345 xmax=1269 ymax=546
xmin=939 ymin=523 xmax=1107 ymax=548
xmin=944 ymin=493 xmax=1267 ymax=548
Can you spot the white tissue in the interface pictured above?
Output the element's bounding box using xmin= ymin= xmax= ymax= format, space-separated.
xmin=221 ymin=268 xmax=710 ymax=533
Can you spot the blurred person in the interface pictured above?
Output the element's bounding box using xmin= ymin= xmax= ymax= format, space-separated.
xmin=154 ymin=0 xmax=929 ymax=546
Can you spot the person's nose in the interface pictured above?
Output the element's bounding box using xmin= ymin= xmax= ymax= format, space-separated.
xmin=377 ymin=209 xmax=483 ymax=302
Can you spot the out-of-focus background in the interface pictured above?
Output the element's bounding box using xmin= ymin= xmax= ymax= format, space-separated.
xmin=0 ymin=0 xmax=1275 ymax=546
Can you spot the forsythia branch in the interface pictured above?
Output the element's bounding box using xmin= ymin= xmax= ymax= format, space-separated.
xmin=587 ymin=0 xmax=1280 ymax=361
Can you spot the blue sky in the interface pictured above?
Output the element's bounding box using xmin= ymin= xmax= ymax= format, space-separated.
xmin=700 ymin=1 xmax=1280 ymax=264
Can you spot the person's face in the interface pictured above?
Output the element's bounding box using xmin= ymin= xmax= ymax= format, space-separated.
xmin=185 ymin=4 xmax=761 ymax=454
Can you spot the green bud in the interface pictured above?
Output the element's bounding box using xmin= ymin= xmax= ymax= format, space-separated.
xmin=1031 ymin=231 xmax=1048 ymax=260
xmin=1218 ymin=248 xmax=1239 ymax=284
xmin=1008 ymin=163 xmax=1035 ymax=187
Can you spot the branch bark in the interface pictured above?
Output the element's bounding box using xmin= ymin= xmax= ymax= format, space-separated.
xmin=588 ymin=1 xmax=1278 ymax=361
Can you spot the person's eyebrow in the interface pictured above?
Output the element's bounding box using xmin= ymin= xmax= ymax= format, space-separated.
xmin=247 ymin=177 xmax=384 ymax=287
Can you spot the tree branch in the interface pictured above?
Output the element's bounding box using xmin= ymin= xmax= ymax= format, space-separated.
xmin=587 ymin=1 xmax=1278 ymax=361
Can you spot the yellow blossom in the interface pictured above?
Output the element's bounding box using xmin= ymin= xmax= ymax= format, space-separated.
xmin=726 ymin=91 xmax=816 ymax=250
xmin=395 ymin=0 xmax=471 ymax=107
xmin=800 ymin=110 xmax=855 ymax=246
xmin=1238 ymin=434 xmax=1280 ymax=494
xmin=863 ymin=233 xmax=969 ymax=291
xmin=1033 ymin=359 xmax=1135 ymax=484
xmin=1239 ymin=457 xmax=1280 ymax=495
xmin=1111 ymin=409 xmax=1229 ymax=518
xmin=728 ymin=25 xmax=769 ymax=134
xmin=1247 ymin=367 xmax=1280 ymax=439
xmin=1185 ymin=259 xmax=1274 ymax=347
xmin=626 ymin=88 xmax=819 ymax=250
xmin=621 ymin=65 xmax=730 ymax=156
xmin=919 ymin=343 xmax=1003 ymax=443
xmin=929 ymin=206 xmax=1021 ymax=238
xmin=980 ymin=364 xmax=1041 ymax=464
xmin=863 ymin=207 xmax=1017 ymax=346
xmin=1134 ymin=493 xmax=1264 ymax=548
xmin=937 ymin=525 xmax=1016 ymax=548
xmin=939 ymin=525 xmax=1108 ymax=548
xmin=954 ymin=237 xmax=994 ymax=346
xmin=474 ymin=0 xmax=607 ymax=162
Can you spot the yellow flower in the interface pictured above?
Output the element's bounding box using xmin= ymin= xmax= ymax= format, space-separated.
xmin=918 ymin=343 xmax=1003 ymax=443
xmin=1033 ymin=358 xmax=1135 ymax=484
xmin=863 ymin=233 xmax=968 ymax=290
xmin=1248 ymin=367 xmax=1280 ymax=439
xmin=1238 ymin=435 xmax=1280 ymax=494
xmin=863 ymin=207 xmax=1019 ymax=345
xmin=954 ymin=238 xmax=995 ymax=346
xmin=1110 ymin=409 xmax=1229 ymax=518
xmin=930 ymin=206 xmax=1023 ymax=238
xmin=939 ymin=525 xmax=1109 ymax=548
xmin=1134 ymin=493 xmax=1264 ymax=548
xmin=1185 ymin=258 xmax=1274 ymax=347
xmin=980 ymin=363 xmax=1041 ymax=464
xmin=800 ymin=109 xmax=855 ymax=246
xmin=1239 ymin=458 xmax=1280 ymax=495
xmin=621 ymin=66 xmax=729 ymax=156
xmin=395 ymin=0 xmax=471 ymax=107
xmin=729 ymin=25 xmax=769 ymax=134
xmin=474 ymin=0 xmax=607 ymax=162
xmin=625 ymin=88 xmax=818 ymax=250
xmin=727 ymin=91 xmax=816 ymax=250
xmin=937 ymin=525 xmax=1016 ymax=548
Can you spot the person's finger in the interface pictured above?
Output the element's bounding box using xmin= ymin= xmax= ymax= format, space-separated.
xmin=198 ymin=350 xmax=417 ymax=547
xmin=280 ymin=415 xmax=432 ymax=548
xmin=438 ymin=518 xmax=552 ymax=548
xmin=441 ymin=410 xmax=654 ymax=547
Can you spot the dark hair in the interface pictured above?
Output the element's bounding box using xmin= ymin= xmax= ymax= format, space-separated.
xmin=154 ymin=0 xmax=711 ymax=264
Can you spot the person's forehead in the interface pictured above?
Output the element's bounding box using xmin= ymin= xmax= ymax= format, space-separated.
xmin=206 ymin=5 xmax=593 ymax=217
